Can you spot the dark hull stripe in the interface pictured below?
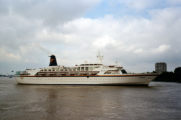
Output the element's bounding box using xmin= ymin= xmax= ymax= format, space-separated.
xmin=17 ymin=83 xmax=149 ymax=86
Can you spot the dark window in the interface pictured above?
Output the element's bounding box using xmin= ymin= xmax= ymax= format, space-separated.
xmin=121 ymin=69 xmax=127 ymax=74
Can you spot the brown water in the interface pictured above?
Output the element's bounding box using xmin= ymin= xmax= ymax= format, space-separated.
xmin=0 ymin=77 xmax=181 ymax=120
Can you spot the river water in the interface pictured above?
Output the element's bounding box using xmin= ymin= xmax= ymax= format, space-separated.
xmin=0 ymin=77 xmax=181 ymax=120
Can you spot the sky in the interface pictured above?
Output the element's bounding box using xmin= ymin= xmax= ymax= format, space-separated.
xmin=0 ymin=0 xmax=181 ymax=74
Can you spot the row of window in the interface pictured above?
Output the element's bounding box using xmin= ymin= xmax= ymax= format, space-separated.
xmin=27 ymin=77 xmax=148 ymax=80
xmin=26 ymin=78 xmax=146 ymax=81
xmin=28 ymin=78 xmax=126 ymax=80
xmin=25 ymin=79 xmax=126 ymax=82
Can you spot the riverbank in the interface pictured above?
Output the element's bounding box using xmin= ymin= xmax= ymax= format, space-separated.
xmin=153 ymin=72 xmax=180 ymax=82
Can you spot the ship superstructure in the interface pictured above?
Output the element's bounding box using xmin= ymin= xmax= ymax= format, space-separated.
xmin=15 ymin=53 xmax=158 ymax=85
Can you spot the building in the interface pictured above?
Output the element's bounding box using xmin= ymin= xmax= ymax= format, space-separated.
xmin=155 ymin=62 xmax=167 ymax=73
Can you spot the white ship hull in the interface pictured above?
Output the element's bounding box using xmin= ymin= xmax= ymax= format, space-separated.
xmin=15 ymin=75 xmax=157 ymax=85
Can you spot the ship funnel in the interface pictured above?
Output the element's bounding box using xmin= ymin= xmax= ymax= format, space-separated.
xmin=49 ymin=55 xmax=57 ymax=66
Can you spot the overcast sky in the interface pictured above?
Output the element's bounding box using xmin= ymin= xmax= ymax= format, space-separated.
xmin=0 ymin=0 xmax=181 ymax=74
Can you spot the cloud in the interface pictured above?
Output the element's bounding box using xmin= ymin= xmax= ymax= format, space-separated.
xmin=0 ymin=47 xmax=21 ymax=62
xmin=134 ymin=49 xmax=143 ymax=53
xmin=0 ymin=0 xmax=102 ymax=26
xmin=24 ymin=58 xmax=31 ymax=63
xmin=93 ymin=36 xmax=116 ymax=48
xmin=151 ymin=44 xmax=171 ymax=54
xmin=166 ymin=0 xmax=181 ymax=5
xmin=118 ymin=0 xmax=157 ymax=10
xmin=118 ymin=0 xmax=181 ymax=11
xmin=0 ymin=0 xmax=181 ymax=74
xmin=133 ymin=44 xmax=171 ymax=54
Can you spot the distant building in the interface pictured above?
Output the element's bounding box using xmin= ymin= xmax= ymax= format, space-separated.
xmin=155 ymin=62 xmax=167 ymax=73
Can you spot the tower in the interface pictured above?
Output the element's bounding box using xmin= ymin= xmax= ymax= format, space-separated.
xmin=155 ymin=62 xmax=167 ymax=73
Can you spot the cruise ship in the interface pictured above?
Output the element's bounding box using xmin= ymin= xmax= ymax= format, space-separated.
xmin=15 ymin=53 xmax=159 ymax=85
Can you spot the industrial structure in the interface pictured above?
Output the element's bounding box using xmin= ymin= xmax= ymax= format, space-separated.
xmin=155 ymin=62 xmax=167 ymax=73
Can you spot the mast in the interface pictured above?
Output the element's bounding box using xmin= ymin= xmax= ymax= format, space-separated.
xmin=97 ymin=51 xmax=104 ymax=64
